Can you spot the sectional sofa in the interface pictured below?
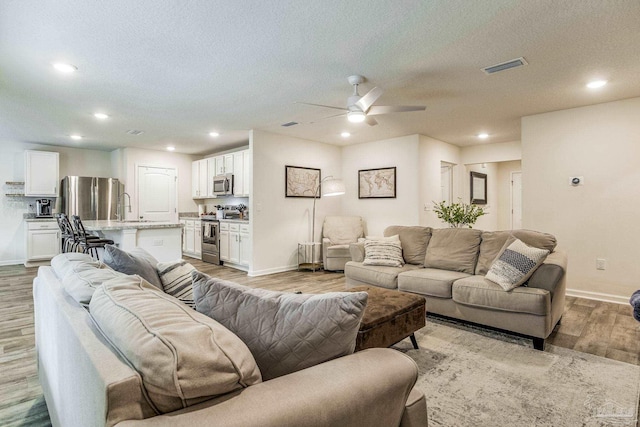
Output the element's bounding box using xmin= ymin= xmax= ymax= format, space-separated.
xmin=34 ymin=252 xmax=427 ymax=427
xmin=345 ymin=226 xmax=567 ymax=350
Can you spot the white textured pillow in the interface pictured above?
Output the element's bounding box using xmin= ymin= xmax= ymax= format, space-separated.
xmin=156 ymin=260 xmax=196 ymax=308
xmin=89 ymin=275 xmax=262 ymax=414
xmin=486 ymin=238 xmax=550 ymax=291
xmin=62 ymin=262 xmax=125 ymax=305
xmin=363 ymin=235 xmax=404 ymax=267
xmin=192 ymin=271 xmax=368 ymax=381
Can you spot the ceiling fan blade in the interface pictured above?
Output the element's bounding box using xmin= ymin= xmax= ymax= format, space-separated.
xmin=365 ymin=116 xmax=378 ymax=126
xmin=308 ymin=112 xmax=347 ymax=124
xmin=295 ymin=102 xmax=348 ymax=111
xmin=355 ymin=87 xmax=383 ymax=112
xmin=367 ymin=105 xmax=426 ymax=116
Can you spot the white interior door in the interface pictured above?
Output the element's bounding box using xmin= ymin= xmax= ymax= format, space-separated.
xmin=511 ymin=171 xmax=522 ymax=229
xmin=137 ymin=165 xmax=177 ymax=222
xmin=440 ymin=162 xmax=453 ymax=203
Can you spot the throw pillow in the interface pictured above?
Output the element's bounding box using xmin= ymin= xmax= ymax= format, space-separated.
xmin=363 ymin=235 xmax=404 ymax=267
xmin=156 ymin=260 xmax=196 ymax=308
xmin=486 ymin=238 xmax=550 ymax=291
xmin=89 ymin=275 xmax=262 ymax=414
xmin=192 ymin=271 xmax=368 ymax=381
xmin=102 ymin=245 xmax=163 ymax=290
xmin=424 ymin=228 xmax=482 ymax=274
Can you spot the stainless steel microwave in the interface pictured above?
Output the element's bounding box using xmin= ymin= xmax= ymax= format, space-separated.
xmin=212 ymin=173 xmax=233 ymax=196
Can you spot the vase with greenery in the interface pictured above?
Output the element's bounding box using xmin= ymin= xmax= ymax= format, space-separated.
xmin=433 ymin=199 xmax=485 ymax=228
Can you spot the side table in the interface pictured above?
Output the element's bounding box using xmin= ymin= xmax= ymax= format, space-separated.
xmin=297 ymin=242 xmax=323 ymax=272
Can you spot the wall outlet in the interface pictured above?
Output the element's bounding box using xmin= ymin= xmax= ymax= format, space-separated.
xmin=424 ymin=203 xmax=430 ymax=211
xmin=153 ymin=239 xmax=163 ymax=246
xmin=596 ymin=258 xmax=606 ymax=270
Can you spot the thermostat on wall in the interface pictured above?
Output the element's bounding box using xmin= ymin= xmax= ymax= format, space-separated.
xmin=569 ymin=176 xmax=584 ymax=186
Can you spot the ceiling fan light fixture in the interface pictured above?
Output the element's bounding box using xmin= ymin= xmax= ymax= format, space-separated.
xmin=347 ymin=111 xmax=366 ymax=123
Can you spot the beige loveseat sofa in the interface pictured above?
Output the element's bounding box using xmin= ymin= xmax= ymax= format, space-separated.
xmin=34 ymin=252 xmax=427 ymax=427
xmin=345 ymin=226 xmax=567 ymax=350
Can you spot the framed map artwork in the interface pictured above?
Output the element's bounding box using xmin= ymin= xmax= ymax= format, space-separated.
xmin=358 ymin=167 xmax=396 ymax=199
xmin=285 ymin=165 xmax=321 ymax=198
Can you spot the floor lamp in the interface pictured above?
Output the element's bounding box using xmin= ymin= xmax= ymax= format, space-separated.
xmin=307 ymin=176 xmax=345 ymax=270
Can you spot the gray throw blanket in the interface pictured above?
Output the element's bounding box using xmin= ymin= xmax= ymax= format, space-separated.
xmin=630 ymin=290 xmax=640 ymax=322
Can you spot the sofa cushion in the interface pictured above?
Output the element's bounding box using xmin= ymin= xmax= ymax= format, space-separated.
xmin=103 ymin=245 xmax=163 ymax=289
xmin=424 ymin=228 xmax=482 ymax=274
xmin=89 ymin=275 xmax=262 ymax=414
xmin=192 ymin=271 xmax=368 ymax=381
xmin=51 ymin=252 xmax=100 ymax=279
xmin=156 ymin=260 xmax=196 ymax=308
xmin=323 ymin=215 xmax=364 ymax=245
xmin=476 ymin=230 xmax=558 ymax=275
xmin=363 ymin=235 xmax=404 ymax=267
xmin=384 ymin=226 xmax=432 ymax=265
xmin=398 ymin=268 xmax=470 ymax=299
xmin=452 ymin=275 xmax=550 ymax=316
xmin=345 ymin=262 xmax=422 ymax=289
xmin=62 ymin=261 xmax=125 ymax=305
xmin=486 ymin=238 xmax=550 ymax=291
xmin=326 ymin=244 xmax=351 ymax=258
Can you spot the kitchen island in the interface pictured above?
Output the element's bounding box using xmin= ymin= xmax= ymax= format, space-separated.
xmin=82 ymin=220 xmax=183 ymax=262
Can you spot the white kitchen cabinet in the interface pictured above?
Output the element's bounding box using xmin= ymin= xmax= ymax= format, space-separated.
xmin=228 ymin=223 xmax=240 ymax=264
xmin=181 ymin=218 xmax=201 ymax=259
xmin=25 ymin=220 xmax=60 ymax=265
xmin=191 ymin=159 xmax=208 ymax=198
xmin=215 ymin=154 xmax=234 ymax=175
xmin=233 ymin=149 xmax=251 ymax=197
xmin=25 ymin=150 xmax=59 ymax=196
xmin=219 ymin=222 xmax=230 ymax=261
xmin=239 ymin=223 xmax=251 ymax=266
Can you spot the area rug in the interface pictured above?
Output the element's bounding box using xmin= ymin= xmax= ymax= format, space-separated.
xmin=394 ymin=318 xmax=640 ymax=427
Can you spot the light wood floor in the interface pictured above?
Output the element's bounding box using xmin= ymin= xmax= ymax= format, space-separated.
xmin=1 ymin=260 xmax=639 ymax=426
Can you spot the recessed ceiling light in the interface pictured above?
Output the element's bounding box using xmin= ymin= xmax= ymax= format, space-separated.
xmin=477 ymin=133 xmax=489 ymax=139
xmin=586 ymin=80 xmax=607 ymax=89
xmin=70 ymin=134 xmax=83 ymax=140
xmin=93 ymin=112 xmax=109 ymax=120
xmin=209 ymin=132 xmax=220 ymax=137
xmin=52 ymin=62 xmax=77 ymax=73
xmin=341 ymin=132 xmax=351 ymax=138
xmin=166 ymin=146 xmax=175 ymax=151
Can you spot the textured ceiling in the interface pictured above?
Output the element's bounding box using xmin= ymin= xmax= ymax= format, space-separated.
xmin=1 ymin=0 xmax=639 ymax=154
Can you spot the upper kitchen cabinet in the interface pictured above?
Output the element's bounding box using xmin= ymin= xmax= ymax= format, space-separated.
xmin=215 ymin=154 xmax=234 ymax=176
xmin=25 ymin=150 xmax=59 ymax=197
xmin=233 ymin=149 xmax=251 ymax=197
xmin=191 ymin=159 xmax=208 ymax=199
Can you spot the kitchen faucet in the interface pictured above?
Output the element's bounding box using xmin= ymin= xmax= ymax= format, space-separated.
xmin=116 ymin=192 xmax=132 ymax=221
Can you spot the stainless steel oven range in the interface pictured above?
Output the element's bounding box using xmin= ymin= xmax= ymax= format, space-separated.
xmin=201 ymin=216 xmax=221 ymax=265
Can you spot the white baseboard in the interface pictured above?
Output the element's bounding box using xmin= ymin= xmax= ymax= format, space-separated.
xmin=0 ymin=259 xmax=25 ymax=266
xmin=248 ymin=265 xmax=298 ymax=277
xmin=566 ymin=288 xmax=630 ymax=305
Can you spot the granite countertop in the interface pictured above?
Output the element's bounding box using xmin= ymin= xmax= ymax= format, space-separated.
xmin=82 ymin=220 xmax=183 ymax=231
xmin=24 ymin=217 xmax=57 ymax=222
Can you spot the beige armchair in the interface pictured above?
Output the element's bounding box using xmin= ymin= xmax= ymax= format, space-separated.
xmin=322 ymin=215 xmax=366 ymax=271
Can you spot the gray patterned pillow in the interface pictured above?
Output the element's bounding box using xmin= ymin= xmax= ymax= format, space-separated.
xmin=486 ymin=238 xmax=550 ymax=291
xmin=363 ymin=235 xmax=404 ymax=267
xmin=156 ymin=260 xmax=196 ymax=308
xmin=192 ymin=271 xmax=368 ymax=381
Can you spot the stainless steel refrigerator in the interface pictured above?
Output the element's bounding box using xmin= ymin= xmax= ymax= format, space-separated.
xmin=61 ymin=176 xmax=124 ymax=220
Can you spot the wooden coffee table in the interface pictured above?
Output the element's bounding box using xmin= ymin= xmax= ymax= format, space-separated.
xmin=348 ymin=286 xmax=426 ymax=352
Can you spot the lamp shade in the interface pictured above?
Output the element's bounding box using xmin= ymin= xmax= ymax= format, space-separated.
xmin=347 ymin=111 xmax=366 ymax=123
xmin=321 ymin=178 xmax=345 ymax=197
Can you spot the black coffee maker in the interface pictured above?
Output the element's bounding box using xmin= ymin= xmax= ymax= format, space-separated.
xmin=36 ymin=199 xmax=53 ymax=218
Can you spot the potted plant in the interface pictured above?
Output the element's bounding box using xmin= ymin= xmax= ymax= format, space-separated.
xmin=433 ymin=199 xmax=485 ymax=228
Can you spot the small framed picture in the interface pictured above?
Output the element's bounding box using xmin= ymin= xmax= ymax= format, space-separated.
xmin=285 ymin=165 xmax=320 ymax=198
xmin=470 ymin=171 xmax=487 ymax=204
xmin=358 ymin=167 xmax=396 ymax=199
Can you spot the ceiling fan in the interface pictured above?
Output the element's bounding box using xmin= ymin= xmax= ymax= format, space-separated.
xmin=297 ymin=75 xmax=426 ymax=126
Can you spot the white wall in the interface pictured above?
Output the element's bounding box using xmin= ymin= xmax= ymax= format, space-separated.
xmin=341 ymin=135 xmax=422 ymax=235
xmin=496 ymin=160 xmax=522 ymax=230
xmin=251 ymin=130 xmax=341 ymax=276
xmin=0 ymin=141 xmax=112 ymax=265
xmin=522 ymin=97 xmax=640 ymax=303
xmin=112 ymin=148 xmax=198 ymax=220
xmin=461 ymin=140 xmax=522 ymax=165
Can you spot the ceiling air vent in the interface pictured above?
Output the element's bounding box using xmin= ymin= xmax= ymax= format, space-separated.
xmin=281 ymin=121 xmax=299 ymax=127
xmin=482 ymin=57 xmax=528 ymax=74
xmin=126 ymin=129 xmax=144 ymax=135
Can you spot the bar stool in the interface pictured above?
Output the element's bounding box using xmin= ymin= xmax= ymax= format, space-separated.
xmin=71 ymin=215 xmax=114 ymax=260
xmin=55 ymin=213 xmax=77 ymax=253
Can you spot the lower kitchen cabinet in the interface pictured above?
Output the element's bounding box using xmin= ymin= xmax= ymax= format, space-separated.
xmin=25 ymin=220 xmax=60 ymax=265
xmin=219 ymin=221 xmax=250 ymax=269
xmin=181 ymin=218 xmax=201 ymax=259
